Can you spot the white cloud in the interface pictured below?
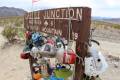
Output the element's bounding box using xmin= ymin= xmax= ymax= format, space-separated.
xmin=92 ymin=8 xmax=120 ymax=18
xmin=32 ymin=0 xmax=97 ymax=11
xmin=34 ymin=0 xmax=95 ymax=8
xmin=104 ymin=0 xmax=120 ymax=6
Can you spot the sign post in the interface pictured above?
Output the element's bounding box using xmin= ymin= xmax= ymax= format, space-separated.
xmin=24 ymin=7 xmax=91 ymax=80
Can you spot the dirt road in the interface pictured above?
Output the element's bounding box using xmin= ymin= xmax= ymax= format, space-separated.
xmin=0 ymin=44 xmax=31 ymax=80
xmin=0 ymin=27 xmax=7 ymax=48
xmin=0 ymin=27 xmax=30 ymax=80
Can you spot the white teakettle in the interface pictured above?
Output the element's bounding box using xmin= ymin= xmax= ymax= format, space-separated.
xmin=31 ymin=40 xmax=57 ymax=58
xmin=85 ymin=46 xmax=108 ymax=77
xmin=40 ymin=42 xmax=57 ymax=57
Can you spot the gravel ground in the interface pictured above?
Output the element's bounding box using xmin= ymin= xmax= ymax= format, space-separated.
xmin=92 ymin=28 xmax=120 ymax=43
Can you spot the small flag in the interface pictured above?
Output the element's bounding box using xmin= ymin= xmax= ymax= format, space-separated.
xmin=32 ymin=0 xmax=40 ymax=3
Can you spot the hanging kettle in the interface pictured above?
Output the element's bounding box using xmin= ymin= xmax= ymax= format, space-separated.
xmin=63 ymin=49 xmax=76 ymax=64
xmin=85 ymin=46 xmax=108 ymax=77
xmin=56 ymin=48 xmax=76 ymax=64
xmin=25 ymin=31 xmax=32 ymax=40
xmin=20 ymin=52 xmax=30 ymax=59
xmin=40 ymin=42 xmax=57 ymax=57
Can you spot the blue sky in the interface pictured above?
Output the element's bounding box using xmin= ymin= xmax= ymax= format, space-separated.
xmin=0 ymin=0 xmax=120 ymax=18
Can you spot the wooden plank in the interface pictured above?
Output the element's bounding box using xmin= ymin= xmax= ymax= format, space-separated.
xmin=24 ymin=7 xmax=85 ymax=40
xmin=74 ymin=7 xmax=91 ymax=80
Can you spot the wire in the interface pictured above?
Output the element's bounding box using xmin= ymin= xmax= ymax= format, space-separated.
xmin=75 ymin=53 xmax=85 ymax=65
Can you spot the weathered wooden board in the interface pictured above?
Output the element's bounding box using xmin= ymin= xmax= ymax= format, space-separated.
xmin=24 ymin=7 xmax=91 ymax=40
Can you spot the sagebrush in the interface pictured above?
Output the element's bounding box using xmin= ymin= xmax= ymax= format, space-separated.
xmin=2 ymin=26 xmax=17 ymax=42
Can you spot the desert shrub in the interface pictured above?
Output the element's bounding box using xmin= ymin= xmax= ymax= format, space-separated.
xmin=0 ymin=16 xmax=24 ymax=27
xmin=14 ymin=17 xmax=23 ymax=27
xmin=112 ymin=24 xmax=120 ymax=29
xmin=2 ymin=26 xmax=17 ymax=42
xmin=15 ymin=21 xmax=21 ymax=27
xmin=15 ymin=27 xmax=25 ymax=40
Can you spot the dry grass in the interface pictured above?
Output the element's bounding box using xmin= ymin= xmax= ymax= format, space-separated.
xmin=0 ymin=16 xmax=24 ymax=27
xmin=0 ymin=16 xmax=25 ymax=41
xmin=91 ymin=20 xmax=120 ymax=29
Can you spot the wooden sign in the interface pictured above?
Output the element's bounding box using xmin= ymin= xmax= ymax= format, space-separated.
xmin=24 ymin=7 xmax=91 ymax=41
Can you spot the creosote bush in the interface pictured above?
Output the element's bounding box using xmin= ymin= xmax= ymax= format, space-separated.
xmin=2 ymin=26 xmax=17 ymax=42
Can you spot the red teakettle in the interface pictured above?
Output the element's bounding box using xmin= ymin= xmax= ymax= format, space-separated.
xmin=20 ymin=52 xmax=30 ymax=59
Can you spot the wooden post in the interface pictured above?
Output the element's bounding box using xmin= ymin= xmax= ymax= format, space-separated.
xmin=29 ymin=57 xmax=34 ymax=80
xmin=74 ymin=8 xmax=91 ymax=80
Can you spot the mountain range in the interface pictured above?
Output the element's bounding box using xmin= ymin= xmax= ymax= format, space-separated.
xmin=0 ymin=7 xmax=27 ymax=17
xmin=92 ymin=16 xmax=120 ymax=24
xmin=100 ymin=18 xmax=120 ymax=24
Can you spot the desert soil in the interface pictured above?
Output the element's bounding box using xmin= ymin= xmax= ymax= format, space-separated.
xmin=0 ymin=26 xmax=120 ymax=80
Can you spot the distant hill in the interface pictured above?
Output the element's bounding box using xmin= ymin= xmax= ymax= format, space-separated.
xmin=92 ymin=16 xmax=110 ymax=20
xmin=101 ymin=18 xmax=120 ymax=24
xmin=0 ymin=7 xmax=27 ymax=17
xmin=92 ymin=17 xmax=120 ymax=24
